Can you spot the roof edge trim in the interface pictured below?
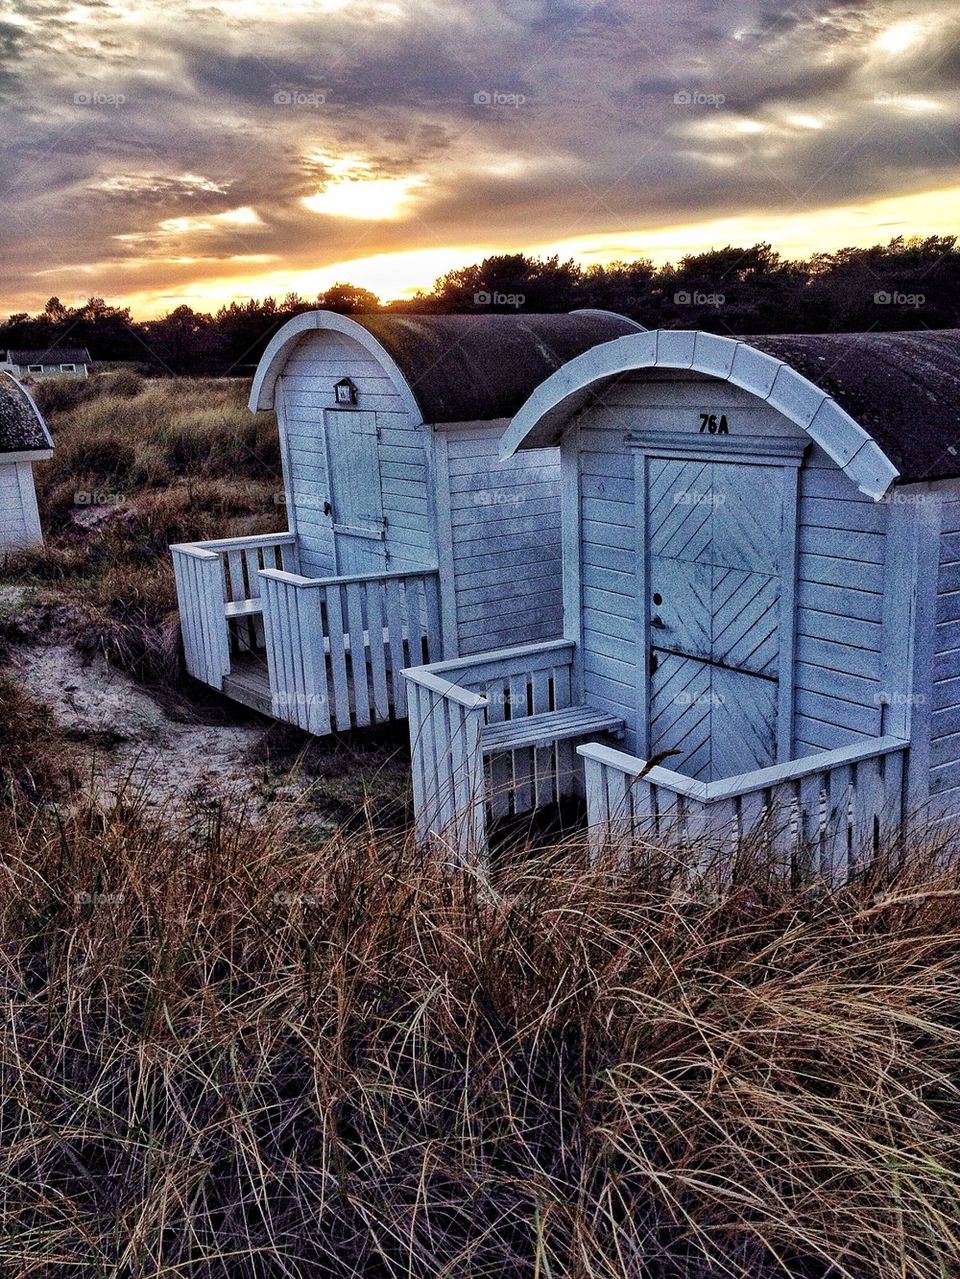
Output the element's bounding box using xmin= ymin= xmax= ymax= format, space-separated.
xmin=248 ymin=311 xmax=423 ymax=422
xmin=1 ymin=372 xmax=54 ymax=451
xmin=498 ymin=330 xmax=899 ymax=500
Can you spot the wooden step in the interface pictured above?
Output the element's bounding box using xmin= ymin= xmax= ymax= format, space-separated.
xmin=222 ymin=657 xmax=272 ymax=715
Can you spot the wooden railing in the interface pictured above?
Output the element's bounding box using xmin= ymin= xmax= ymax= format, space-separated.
xmin=171 ymin=533 xmax=298 ymax=688
xmin=258 ymin=565 xmax=442 ymax=734
xmin=404 ymin=640 xmax=578 ymax=851
xmin=578 ymin=736 xmax=910 ymax=883
xmin=404 ymin=668 xmax=488 ymax=851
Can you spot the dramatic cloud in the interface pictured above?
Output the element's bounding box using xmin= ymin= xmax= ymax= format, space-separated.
xmin=0 ymin=0 xmax=958 ymax=314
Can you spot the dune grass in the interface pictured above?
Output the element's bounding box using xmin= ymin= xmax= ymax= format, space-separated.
xmin=3 ymin=374 xmax=283 ymax=684
xmin=0 ymin=762 xmax=958 ymax=1278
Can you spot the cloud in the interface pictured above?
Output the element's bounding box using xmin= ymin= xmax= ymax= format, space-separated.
xmin=0 ymin=0 xmax=958 ymax=315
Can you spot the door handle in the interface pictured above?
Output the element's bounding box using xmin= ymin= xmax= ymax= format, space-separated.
xmin=323 ymin=500 xmax=332 ymax=516
xmin=650 ymin=615 xmax=666 ymax=629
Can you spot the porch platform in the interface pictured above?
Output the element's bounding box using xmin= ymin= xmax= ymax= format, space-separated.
xmin=222 ymin=653 xmax=272 ymax=715
xmin=171 ymin=534 xmax=443 ymax=737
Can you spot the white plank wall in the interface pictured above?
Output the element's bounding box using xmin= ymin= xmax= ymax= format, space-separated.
xmin=930 ymin=493 xmax=960 ymax=819
xmin=445 ymin=426 xmax=563 ymax=655
xmin=280 ymin=331 xmax=433 ymax=575
xmin=0 ymin=461 xmax=41 ymax=548
xmin=794 ymin=445 xmax=886 ymax=755
xmin=572 ymin=376 xmax=887 ymax=757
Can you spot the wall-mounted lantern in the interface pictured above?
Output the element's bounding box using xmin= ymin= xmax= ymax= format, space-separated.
xmin=334 ymin=377 xmax=358 ymax=406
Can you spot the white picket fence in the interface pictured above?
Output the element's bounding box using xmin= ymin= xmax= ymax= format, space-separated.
xmin=171 ymin=533 xmax=299 ymax=689
xmin=578 ymin=736 xmax=910 ymax=883
xmin=259 ymin=565 xmax=442 ymax=734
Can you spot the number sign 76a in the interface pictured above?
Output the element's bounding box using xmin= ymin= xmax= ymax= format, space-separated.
xmin=699 ymin=413 xmax=730 ymax=435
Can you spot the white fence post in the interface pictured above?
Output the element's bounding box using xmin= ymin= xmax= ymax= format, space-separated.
xmin=171 ymin=546 xmax=229 ymax=689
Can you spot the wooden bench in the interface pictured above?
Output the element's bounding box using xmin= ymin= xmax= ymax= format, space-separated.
xmin=480 ymin=706 xmax=625 ymax=755
xmin=224 ymin=598 xmax=263 ymax=619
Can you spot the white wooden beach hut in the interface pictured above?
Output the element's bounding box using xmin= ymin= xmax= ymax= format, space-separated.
xmin=0 ymin=372 xmax=52 ymax=551
xmin=170 ymin=309 xmax=639 ymax=734
xmin=404 ymin=328 xmax=960 ymax=875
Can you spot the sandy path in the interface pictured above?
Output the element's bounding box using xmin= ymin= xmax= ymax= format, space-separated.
xmin=10 ymin=641 xmax=277 ymax=815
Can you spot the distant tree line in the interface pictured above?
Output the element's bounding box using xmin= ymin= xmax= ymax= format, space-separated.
xmin=2 ymin=236 xmax=957 ymax=377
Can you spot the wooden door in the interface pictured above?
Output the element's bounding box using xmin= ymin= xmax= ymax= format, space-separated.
xmin=646 ymin=456 xmax=784 ymax=781
xmin=324 ymin=410 xmax=386 ymax=575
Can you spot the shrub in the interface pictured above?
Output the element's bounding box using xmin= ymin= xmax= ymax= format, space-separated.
xmin=0 ymin=673 xmax=69 ymax=800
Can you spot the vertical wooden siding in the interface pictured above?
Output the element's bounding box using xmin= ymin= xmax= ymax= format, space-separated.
xmin=279 ymin=330 xmax=433 ymax=575
xmin=930 ymin=491 xmax=960 ymax=819
xmin=0 ymin=461 xmax=41 ymax=548
xmin=444 ymin=425 xmax=564 ymax=655
xmin=571 ymin=375 xmax=888 ymax=756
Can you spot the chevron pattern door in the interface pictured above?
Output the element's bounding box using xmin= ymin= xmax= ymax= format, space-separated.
xmin=647 ymin=457 xmax=784 ymax=782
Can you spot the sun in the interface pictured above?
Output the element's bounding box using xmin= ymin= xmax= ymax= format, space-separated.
xmin=875 ymin=20 xmax=925 ymax=55
xmin=302 ymin=153 xmax=425 ymax=221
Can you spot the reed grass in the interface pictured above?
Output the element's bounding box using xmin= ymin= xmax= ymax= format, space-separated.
xmin=0 ymin=764 xmax=957 ymax=1277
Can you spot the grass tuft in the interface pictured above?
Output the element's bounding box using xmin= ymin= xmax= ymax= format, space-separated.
xmin=0 ymin=783 xmax=957 ymax=1277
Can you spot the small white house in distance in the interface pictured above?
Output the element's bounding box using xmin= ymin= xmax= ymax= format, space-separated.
xmin=170 ymin=309 xmax=640 ymax=733
xmin=0 ymin=347 xmax=91 ymax=380
xmin=404 ymin=328 xmax=960 ymax=877
xmin=0 ymin=372 xmax=53 ymax=550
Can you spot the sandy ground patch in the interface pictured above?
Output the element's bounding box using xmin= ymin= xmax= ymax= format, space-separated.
xmin=10 ymin=641 xmax=282 ymax=816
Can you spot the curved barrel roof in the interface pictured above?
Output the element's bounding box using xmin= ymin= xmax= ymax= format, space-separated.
xmin=351 ymin=312 xmax=643 ymax=424
xmin=500 ymin=328 xmax=960 ymax=497
xmin=746 ymin=331 xmax=960 ymax=485
xmin=249 ymin=310 xmax=643 ymax=423
xmin=0 ymin=373 xmax=54 ymax=455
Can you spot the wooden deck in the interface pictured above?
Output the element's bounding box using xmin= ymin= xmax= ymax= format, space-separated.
xmin=222 ymin=653 xmax=272 ymax=715
xmin=220 ymin=647 xmax=408 ymax=727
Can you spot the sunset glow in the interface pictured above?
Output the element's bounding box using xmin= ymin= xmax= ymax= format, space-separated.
xmin=1 ymin=0 xmax=958 ymax=317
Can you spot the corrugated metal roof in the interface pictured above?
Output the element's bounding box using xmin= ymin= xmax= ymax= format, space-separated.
xmin=350 ymin=312 xmax=641 ymax=424
xmin=0 ymin=373 xmax=54 ymax=453
xmin=746 ymin=330 xmax=960 ymax=484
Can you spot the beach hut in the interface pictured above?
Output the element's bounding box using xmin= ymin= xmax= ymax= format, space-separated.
xmin=171 ymin=309 xmax=640 ymax=733
xmin=0 ymin=372 xmax=53 ymax=551
xmin=404 ymin=328 xmax=960 ymax=872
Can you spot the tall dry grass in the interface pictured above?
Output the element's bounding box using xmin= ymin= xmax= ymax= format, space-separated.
xmin=4 ymin=375 xmax=283 ymax=684
xmin=0 ymin=766 xmax=958 ymax=1277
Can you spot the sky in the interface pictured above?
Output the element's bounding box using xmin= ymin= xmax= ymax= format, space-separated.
xmin=1 ymin=0 xmax=959 ymax=318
